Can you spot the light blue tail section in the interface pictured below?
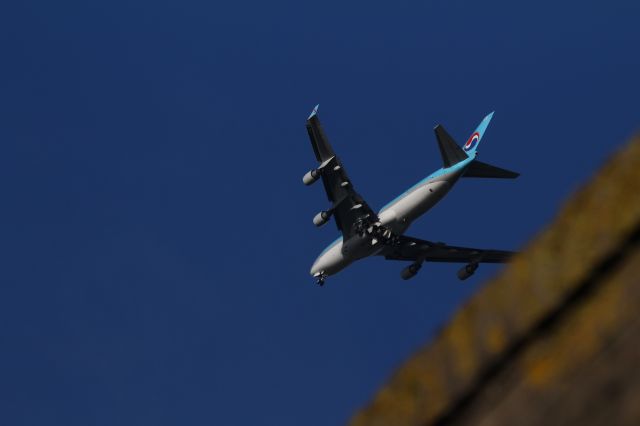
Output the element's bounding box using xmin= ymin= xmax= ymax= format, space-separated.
xmin=462 ymin=111 xmax=494 ymax=157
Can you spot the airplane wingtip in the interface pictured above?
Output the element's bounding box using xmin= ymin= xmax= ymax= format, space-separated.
xmin=307 ymin=104 xmax=320 ymax=120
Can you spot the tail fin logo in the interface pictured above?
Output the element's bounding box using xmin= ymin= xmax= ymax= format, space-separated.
xmin=463 ymin=132 xmax=480 ymax=152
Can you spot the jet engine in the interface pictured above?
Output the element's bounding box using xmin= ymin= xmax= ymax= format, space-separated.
xmin=313 ymin=210 xmax=331 ymax=227
xmin=457 ymin=262 xmax=479 ymax=280
xmin=401 ymin=262 xmax=422 ymax=280
xmin=303 ymin=169 xmax=320 ymax=185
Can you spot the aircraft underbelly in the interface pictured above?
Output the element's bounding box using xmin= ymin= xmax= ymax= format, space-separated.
xmin=379 ymin=180 xmax=451 ymax=232
xmin=313 ymin=178 xmax=456 ymax=278
xmin=311 ymin=235 xmax=385 ymax=277
xmin=310 ymin=240 xmax=351 ymax=276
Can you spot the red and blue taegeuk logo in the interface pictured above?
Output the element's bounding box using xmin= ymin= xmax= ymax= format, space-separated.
xmin=463 ymin=132 xmax=480 ymax=152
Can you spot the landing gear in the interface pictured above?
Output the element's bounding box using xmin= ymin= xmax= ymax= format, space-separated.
xmin=354 ymin=220 xmax=400 ymax=247
xmin=314 ymin=272 xmax=327 ymax=286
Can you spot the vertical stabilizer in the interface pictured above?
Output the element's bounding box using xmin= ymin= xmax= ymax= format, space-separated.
xmin=462 ymin=111 xmax=494 ymax=157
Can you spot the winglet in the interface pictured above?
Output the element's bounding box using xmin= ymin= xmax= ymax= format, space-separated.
xmin=307 ymin=104 xmax=320 ymax=120
xmin=305 ymin=104 xmax=335 ymax=162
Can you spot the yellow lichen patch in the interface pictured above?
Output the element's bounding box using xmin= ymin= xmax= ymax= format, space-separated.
xmin=484 ymin=323 xmax=507 ymax=355
xmin=523 ymin=354 xmax=557 ymax=387
xmin=443 ymin=309 xmax=481 ymax=386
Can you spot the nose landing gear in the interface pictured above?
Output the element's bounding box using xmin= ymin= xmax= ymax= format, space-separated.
xmin=314 ymin=272 xmax=327 ymax=286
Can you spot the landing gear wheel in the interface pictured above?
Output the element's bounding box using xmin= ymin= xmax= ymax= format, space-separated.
xmin=315 ymin=274 xmax=327 ymax=286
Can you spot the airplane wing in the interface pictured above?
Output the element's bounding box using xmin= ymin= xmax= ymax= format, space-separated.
xmin=380 ymin=234 xmax=515 ymax=263
xmin=305 ymin=106 xmax=378 ymax=239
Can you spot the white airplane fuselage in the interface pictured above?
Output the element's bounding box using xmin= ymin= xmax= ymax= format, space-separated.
xmin=310 ymin=159 xmax=470 ymax=278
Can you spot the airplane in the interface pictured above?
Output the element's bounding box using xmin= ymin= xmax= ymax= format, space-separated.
xmin=303 ymin=105 xmax=519 ymax=286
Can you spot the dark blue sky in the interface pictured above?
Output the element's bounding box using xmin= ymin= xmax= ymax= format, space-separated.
xmin=1 ymin=1 xmax=638 ymax=425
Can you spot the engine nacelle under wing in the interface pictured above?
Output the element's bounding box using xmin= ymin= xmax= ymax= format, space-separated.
xmin=401 ymin=262 xmax=422 ymax=280
xmin=313 ymin=211 xmax=330 ymax=227
xmin=457 ymin=262 xmax=479 ymax=280
xmin=303 ymin=169 xmax=320 ymax=185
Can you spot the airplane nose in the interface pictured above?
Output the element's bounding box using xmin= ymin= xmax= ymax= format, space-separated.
xmin=309 ymin=239 xmax=348 ymax=278
xmin=310 ymin=258 xmax=324 ymax=276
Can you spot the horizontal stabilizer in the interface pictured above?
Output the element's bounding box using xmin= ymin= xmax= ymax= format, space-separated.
xmin=434 ymin=125 xmax=468 ymax=167
xmin=463 ymin=160 xmax=519 ymax=179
